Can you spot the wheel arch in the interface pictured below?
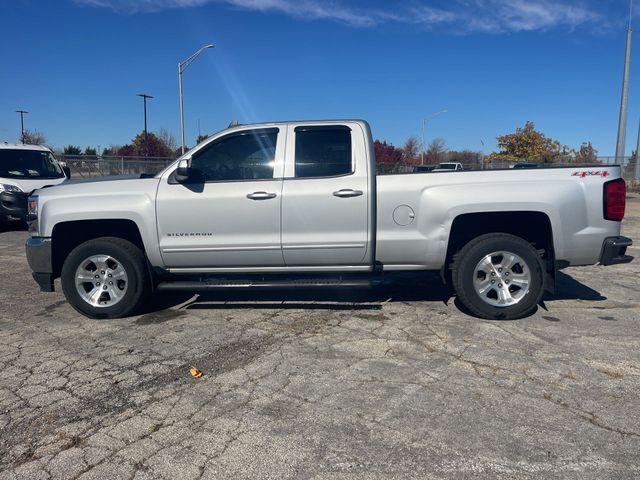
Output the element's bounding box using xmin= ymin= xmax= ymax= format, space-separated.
xmin=51 ymin=219 xmax=145 ymax=278
xmin=444 ymin=211 xmax=556 ymax=292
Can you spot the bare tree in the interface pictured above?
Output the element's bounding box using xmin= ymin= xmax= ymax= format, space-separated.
xmin=157 ymin=128 xmax=177 ymax=153
xmin=22 ymin=129 xmax=47 ymax=145
xmin=402 ymin=136 xmax=420 ymax=164
xmin=426 ymin=138 xmax=447 ymax=164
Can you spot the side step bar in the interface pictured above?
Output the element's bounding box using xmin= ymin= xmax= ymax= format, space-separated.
xmin=156 ymin=276 xmax=384 ymax=291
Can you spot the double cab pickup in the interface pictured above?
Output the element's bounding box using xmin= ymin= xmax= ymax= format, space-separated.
xmin=25 ymin=120 xmax=633 ymax=320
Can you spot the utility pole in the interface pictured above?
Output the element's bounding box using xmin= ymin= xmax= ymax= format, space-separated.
xmin=615 ymin=0 xmax=634 ymax=163
xmin=635 ymin=118 xmax=640 ymax=180
xmin=16 ymin=110 xmax=28 ymax=144
xmin=137 ymin=93 xmax=153 ymax=142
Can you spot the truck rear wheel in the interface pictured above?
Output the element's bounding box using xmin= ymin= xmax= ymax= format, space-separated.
xmin=451 ymin=233 xmax=544 ymax=320
xmin=61 ymin=237 xmax=150 ymax=319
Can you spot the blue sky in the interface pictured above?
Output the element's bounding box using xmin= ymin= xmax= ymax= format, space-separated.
xmin=1 ymin=0 xmax=639 ymax=155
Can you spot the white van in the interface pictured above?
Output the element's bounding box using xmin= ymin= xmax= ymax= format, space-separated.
xmin=0 ymin=143 xmax=68 ymax=225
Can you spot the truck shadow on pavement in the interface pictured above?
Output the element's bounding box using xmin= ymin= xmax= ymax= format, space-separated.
xmin=141 ymin=270 xmax=605 ymax=321
xmin=455 ymin=271 xmax=607 ymax=320
xmin=544 ymin=271 xmax=607 ymax=302
xmin=142 ymin=272 xmax=451 ymax=315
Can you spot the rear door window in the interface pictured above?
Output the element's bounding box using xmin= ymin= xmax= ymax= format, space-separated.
xmin=294 ymin=126 xmax=352 ymax=178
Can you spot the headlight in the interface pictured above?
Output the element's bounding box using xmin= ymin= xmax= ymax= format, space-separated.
xmin=0 ymin=183 xmax=24 ymax=193
xmin=27 ymin=195 xmax=39 ymax=234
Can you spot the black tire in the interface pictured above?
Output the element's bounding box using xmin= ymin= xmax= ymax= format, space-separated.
xmin=61 ymin=237 xmax=150 ymax=319
xmin=451 ymin=233 xmax=544 ymax=320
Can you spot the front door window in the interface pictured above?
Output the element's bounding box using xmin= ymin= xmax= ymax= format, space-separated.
xmin=191 ymin=129 xmax=278 ymax=182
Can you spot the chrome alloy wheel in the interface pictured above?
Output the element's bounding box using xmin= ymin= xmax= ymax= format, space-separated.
xmin=473 ymin=251 xmax=531 ymax=307
xmin=74 ymin=255 xmax=128 ymax=308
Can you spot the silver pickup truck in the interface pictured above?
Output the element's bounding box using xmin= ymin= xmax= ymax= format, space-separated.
xmin=25 ymin=120 xmax=633 ymax=320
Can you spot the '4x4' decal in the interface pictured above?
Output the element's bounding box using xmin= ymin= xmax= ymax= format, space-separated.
xmin=572 ymin=170 xmax=610 ymax=177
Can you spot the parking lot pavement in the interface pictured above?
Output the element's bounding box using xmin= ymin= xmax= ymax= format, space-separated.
xmin=0 ymin=200 xmax=638 ymax=480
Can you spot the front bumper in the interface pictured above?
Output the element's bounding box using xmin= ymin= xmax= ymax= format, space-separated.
xmin=0 ymin=191 xmax=28 ymax=222
xmin=25 ymin=237 xmax=54 ymax=292
xmin=599 ymin=236 xmax=633 ymax=266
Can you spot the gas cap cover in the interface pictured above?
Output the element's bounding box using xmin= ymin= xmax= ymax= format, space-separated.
xmin=393 ymin=205 xmax=415 ymax=226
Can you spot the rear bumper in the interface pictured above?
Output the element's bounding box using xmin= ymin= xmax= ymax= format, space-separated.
xmin=0 ymin=191 xmax=28 ymax=222
xmin=599 ymin=236 xmax=633 ymax=266
xmin=25 ymin=237 xmax=54 ymax=292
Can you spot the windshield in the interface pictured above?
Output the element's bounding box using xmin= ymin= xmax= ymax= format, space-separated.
xmin=437 ymin=163 xmax=457 ymax=170
xmin=0 ymin=149 xmax=64 ymax=179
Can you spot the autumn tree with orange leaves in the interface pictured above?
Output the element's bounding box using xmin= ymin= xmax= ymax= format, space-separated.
xmin=488 ymin=121 xmax=574 ymax=164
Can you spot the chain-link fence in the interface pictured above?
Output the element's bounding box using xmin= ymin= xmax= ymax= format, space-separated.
xmin=58 ymin=155 xmax=176 ymax=179
xmin=378 ymin=156 xmax=640 ymax=189
xmin=58 ymin=153 xmax=640 ymax=191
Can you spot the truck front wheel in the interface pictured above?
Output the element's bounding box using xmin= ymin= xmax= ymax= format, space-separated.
xmin=451 ymin=233 xmax=544 ymax=320
xmin=61 ymin=237 xmax=150 ymax=319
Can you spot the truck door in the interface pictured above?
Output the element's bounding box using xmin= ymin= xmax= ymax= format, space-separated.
xmin=281 ymin=124 xmax=370 ymax=266
xmin=156 ymin=127 xmax=285 ymax=268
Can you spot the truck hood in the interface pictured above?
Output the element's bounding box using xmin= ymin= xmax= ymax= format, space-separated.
xmin=34 ymin=175 xmax=160 ymax=199
xmin=1 ymin=176 xmax=66 ymax=194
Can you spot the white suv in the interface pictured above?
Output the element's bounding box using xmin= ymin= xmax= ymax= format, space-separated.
xmin=0 ymin=143 xmax=68 ymax=225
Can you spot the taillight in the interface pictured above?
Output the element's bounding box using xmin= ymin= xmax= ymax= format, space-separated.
xmin=603 ymin=178 xmax=626 ymax=221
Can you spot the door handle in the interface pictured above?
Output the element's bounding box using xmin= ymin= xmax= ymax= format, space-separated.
xmin=333 ymin=189 xmax=363 ymax=198
xmin=247 ymin=191 xmax=277 ymax=200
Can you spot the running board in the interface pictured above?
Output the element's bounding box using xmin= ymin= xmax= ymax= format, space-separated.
xmin=156 ymin=276 xmax=383 ymax=291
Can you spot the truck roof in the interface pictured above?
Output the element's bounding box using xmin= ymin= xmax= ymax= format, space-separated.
xmin=214 ymin=119 xmax=370 ymax=136
xmin=0 ymin=142 xmax=52 ymax=152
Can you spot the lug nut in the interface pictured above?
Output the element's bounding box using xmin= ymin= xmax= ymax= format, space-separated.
xmin=95 ymin=282 xmax=100 ymax=286
xmin=101 ymin=270 xmax=105 ymax=274
xmin=94 ymin=274 xmax=99 ymax=279
xmin=103 ymin=285 xmax=108 ymax=290
xmin=109 ymin=281 xmax=113 ymax=285
xmin=505 ymin=280 xmax=510 ymax=285
xmin=498 ymin=283 xmax=503 ymax=288
xmin=498 ymin=268 xmax=503 ymax=272
xmin=108 ymin=274 xmax=112 ymax=278
xmin=491 ymin=280 xmax=495 ymax=284
xmin=505 ymin=272 xmax=510 ymax=276
xmin=491 ymin=272 xmax=496 ymax=276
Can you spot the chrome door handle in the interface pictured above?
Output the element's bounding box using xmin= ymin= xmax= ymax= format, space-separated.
xmin=333 ymin=189 xmax=363 ymax=198
xmin=247 ymin=191 xmax=277 ymax=200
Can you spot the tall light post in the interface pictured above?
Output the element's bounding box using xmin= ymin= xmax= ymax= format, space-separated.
xmin=137 ymin=93 xmax=153 ymax=142
xmin=16 ymin=110 xmax=28 ymax=144
xmin=615 ymin=0 xmax=634 ymax=163
xmin=421 ymin=109 xmax=447 ymax=165
xmin=179 ymin=44 xmax=214 ymax=154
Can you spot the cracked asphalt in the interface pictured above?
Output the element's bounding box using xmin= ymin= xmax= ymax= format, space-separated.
xmin=0 ymin=199 xmax=638 ymax=480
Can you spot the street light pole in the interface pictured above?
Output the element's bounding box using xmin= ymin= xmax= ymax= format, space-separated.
xmin=179 ymin=44 xmax=215 ymax=154
xmin=16 ymin=110 xmax=28 ymax=144
xmin=421 ymin=109 xmax=448 ymax=165
xmin=615 ymin=0 xmax=634 ymax=163
xmin=137 ymin=94 xmax=153 ymax=142
xmin=634 ymin=117 xmax=640 ymax=180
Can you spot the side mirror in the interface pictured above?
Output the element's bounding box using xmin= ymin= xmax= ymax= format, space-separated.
xmin=62 ymin=166 xmax=71 ymax=179
xmin=174 ymin=159 xmax=191 ymax=183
